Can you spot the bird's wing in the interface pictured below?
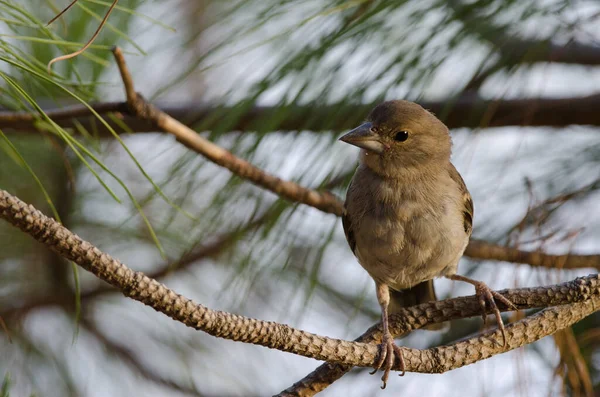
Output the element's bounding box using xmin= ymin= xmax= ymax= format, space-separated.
xmin=342 ymin=181 xmax=357 ymax=255
xmin=448 ymin=164 xmax=474 ymax=237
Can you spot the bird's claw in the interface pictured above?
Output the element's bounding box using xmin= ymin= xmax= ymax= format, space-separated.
xmin=474 ymin=281 xmax=517 ymax=347
xmin=371 ymin=333 xmax=405 ymax=389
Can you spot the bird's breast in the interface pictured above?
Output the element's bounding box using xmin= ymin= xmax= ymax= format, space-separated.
xmin=346 ymin=170 xmax=466 ymax=290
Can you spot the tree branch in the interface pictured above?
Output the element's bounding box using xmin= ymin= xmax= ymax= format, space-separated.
xmin=464 ymin=239 xmax=600 ymax=270
xmin=3 ymin=94 xmax=600 ymax=135
xmin=1 ymin=188 xmax=599 ymax=394
xmin=277 ymin=296 xmax=600 ymax=396
xmin=110 ymin=47 xmax=343 ymax=216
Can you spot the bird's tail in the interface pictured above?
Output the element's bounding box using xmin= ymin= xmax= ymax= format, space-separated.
xmin=388 ymin=279 xmax=445 ymax=330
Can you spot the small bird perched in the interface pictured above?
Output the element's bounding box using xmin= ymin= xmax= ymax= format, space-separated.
xmin=339 ymin=100 xmax=516 ymax=388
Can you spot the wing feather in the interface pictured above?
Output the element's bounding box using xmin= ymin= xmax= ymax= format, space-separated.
xmin=342 ymin=180 xmax=357 ymax=255
xmin=448 ymin=164 xmax=474 ymax=237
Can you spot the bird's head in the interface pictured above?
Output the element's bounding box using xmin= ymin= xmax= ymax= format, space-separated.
xmin=339 ymin=100 xmax=451 ymax=177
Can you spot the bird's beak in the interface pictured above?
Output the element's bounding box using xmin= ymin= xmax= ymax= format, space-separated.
xmin=338 ymin=122 xmax=384 ymax=154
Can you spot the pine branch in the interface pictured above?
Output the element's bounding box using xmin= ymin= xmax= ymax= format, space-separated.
xmin=1 ymin=188 xmax=599 ymax=395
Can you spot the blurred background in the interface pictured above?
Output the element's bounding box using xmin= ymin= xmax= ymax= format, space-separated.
xmin=1 ymin=0 xmax=600 ymax=396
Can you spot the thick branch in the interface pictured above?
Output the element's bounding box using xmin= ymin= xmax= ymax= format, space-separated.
xmin=278 ymin=296 xmax=600 ymax=396
xmin=3 ymin=94 xmax=600 ymax=135
xmin=1 ymin=189 xmax=599 ymax=383
xmin=280 ymin=239 xmax=600 ymax=395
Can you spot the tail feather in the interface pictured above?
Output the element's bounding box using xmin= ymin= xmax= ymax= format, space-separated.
xmin=388 ymin=279 xmax=445 ymax=330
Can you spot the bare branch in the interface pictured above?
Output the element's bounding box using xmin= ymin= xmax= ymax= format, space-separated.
xmin=1 ymin=188 xmax=599 ymax=391
xmin=46 ymin=0 xmax=79 ymax=26
xmin=111 ymin=47 xmax=343 ymax=216
xmin=3 ymin=94 xmax=600 ymax=135
xmin=465 ymin=239 xmax=600 ymax=270
xmin=278 ymin=296 xmax=600 ymax=396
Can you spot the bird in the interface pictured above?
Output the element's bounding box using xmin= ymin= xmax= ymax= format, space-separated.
xmin=339 ymin=100 xmax=516 ymax=388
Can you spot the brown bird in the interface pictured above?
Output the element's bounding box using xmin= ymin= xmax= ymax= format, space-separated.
xmin=339 ymin=100 xmax=516 ymax=388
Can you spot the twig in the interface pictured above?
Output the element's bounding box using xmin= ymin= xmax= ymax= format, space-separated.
xmin=47 ymin=0 xmax=79 ymax=26
xmin=111 ymin=47 xmax=343 ymax=216
xmin=1 ymin=189 xmax=599 ymax=387
xmin=47 ymin=0 xmax=119 ymax=72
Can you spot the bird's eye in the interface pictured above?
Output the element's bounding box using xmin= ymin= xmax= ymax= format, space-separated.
xmin=394 ymin=130 xmax=409 ymax=142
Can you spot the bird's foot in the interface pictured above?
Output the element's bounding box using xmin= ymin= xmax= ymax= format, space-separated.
xmin=369 ymin=332 xmax=405 ymax=389
xmin=472 ymin=280 xmax=517 ymax=346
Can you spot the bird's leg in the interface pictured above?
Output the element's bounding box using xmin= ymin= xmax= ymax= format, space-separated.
xmin=447 ymin=274 xmax=517 ymax=346
xmin=371 ymin=282 xmax=405 ymax=389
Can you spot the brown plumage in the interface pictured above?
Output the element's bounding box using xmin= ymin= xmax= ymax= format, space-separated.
xmin=340 ymin=100 xmax=515 ymax=389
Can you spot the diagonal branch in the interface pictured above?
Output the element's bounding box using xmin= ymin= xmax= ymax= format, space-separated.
xmin=110 ymin=47 xmax=343 ymax=216
xmin=1 ymin=188 xmax=599 ymax=392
